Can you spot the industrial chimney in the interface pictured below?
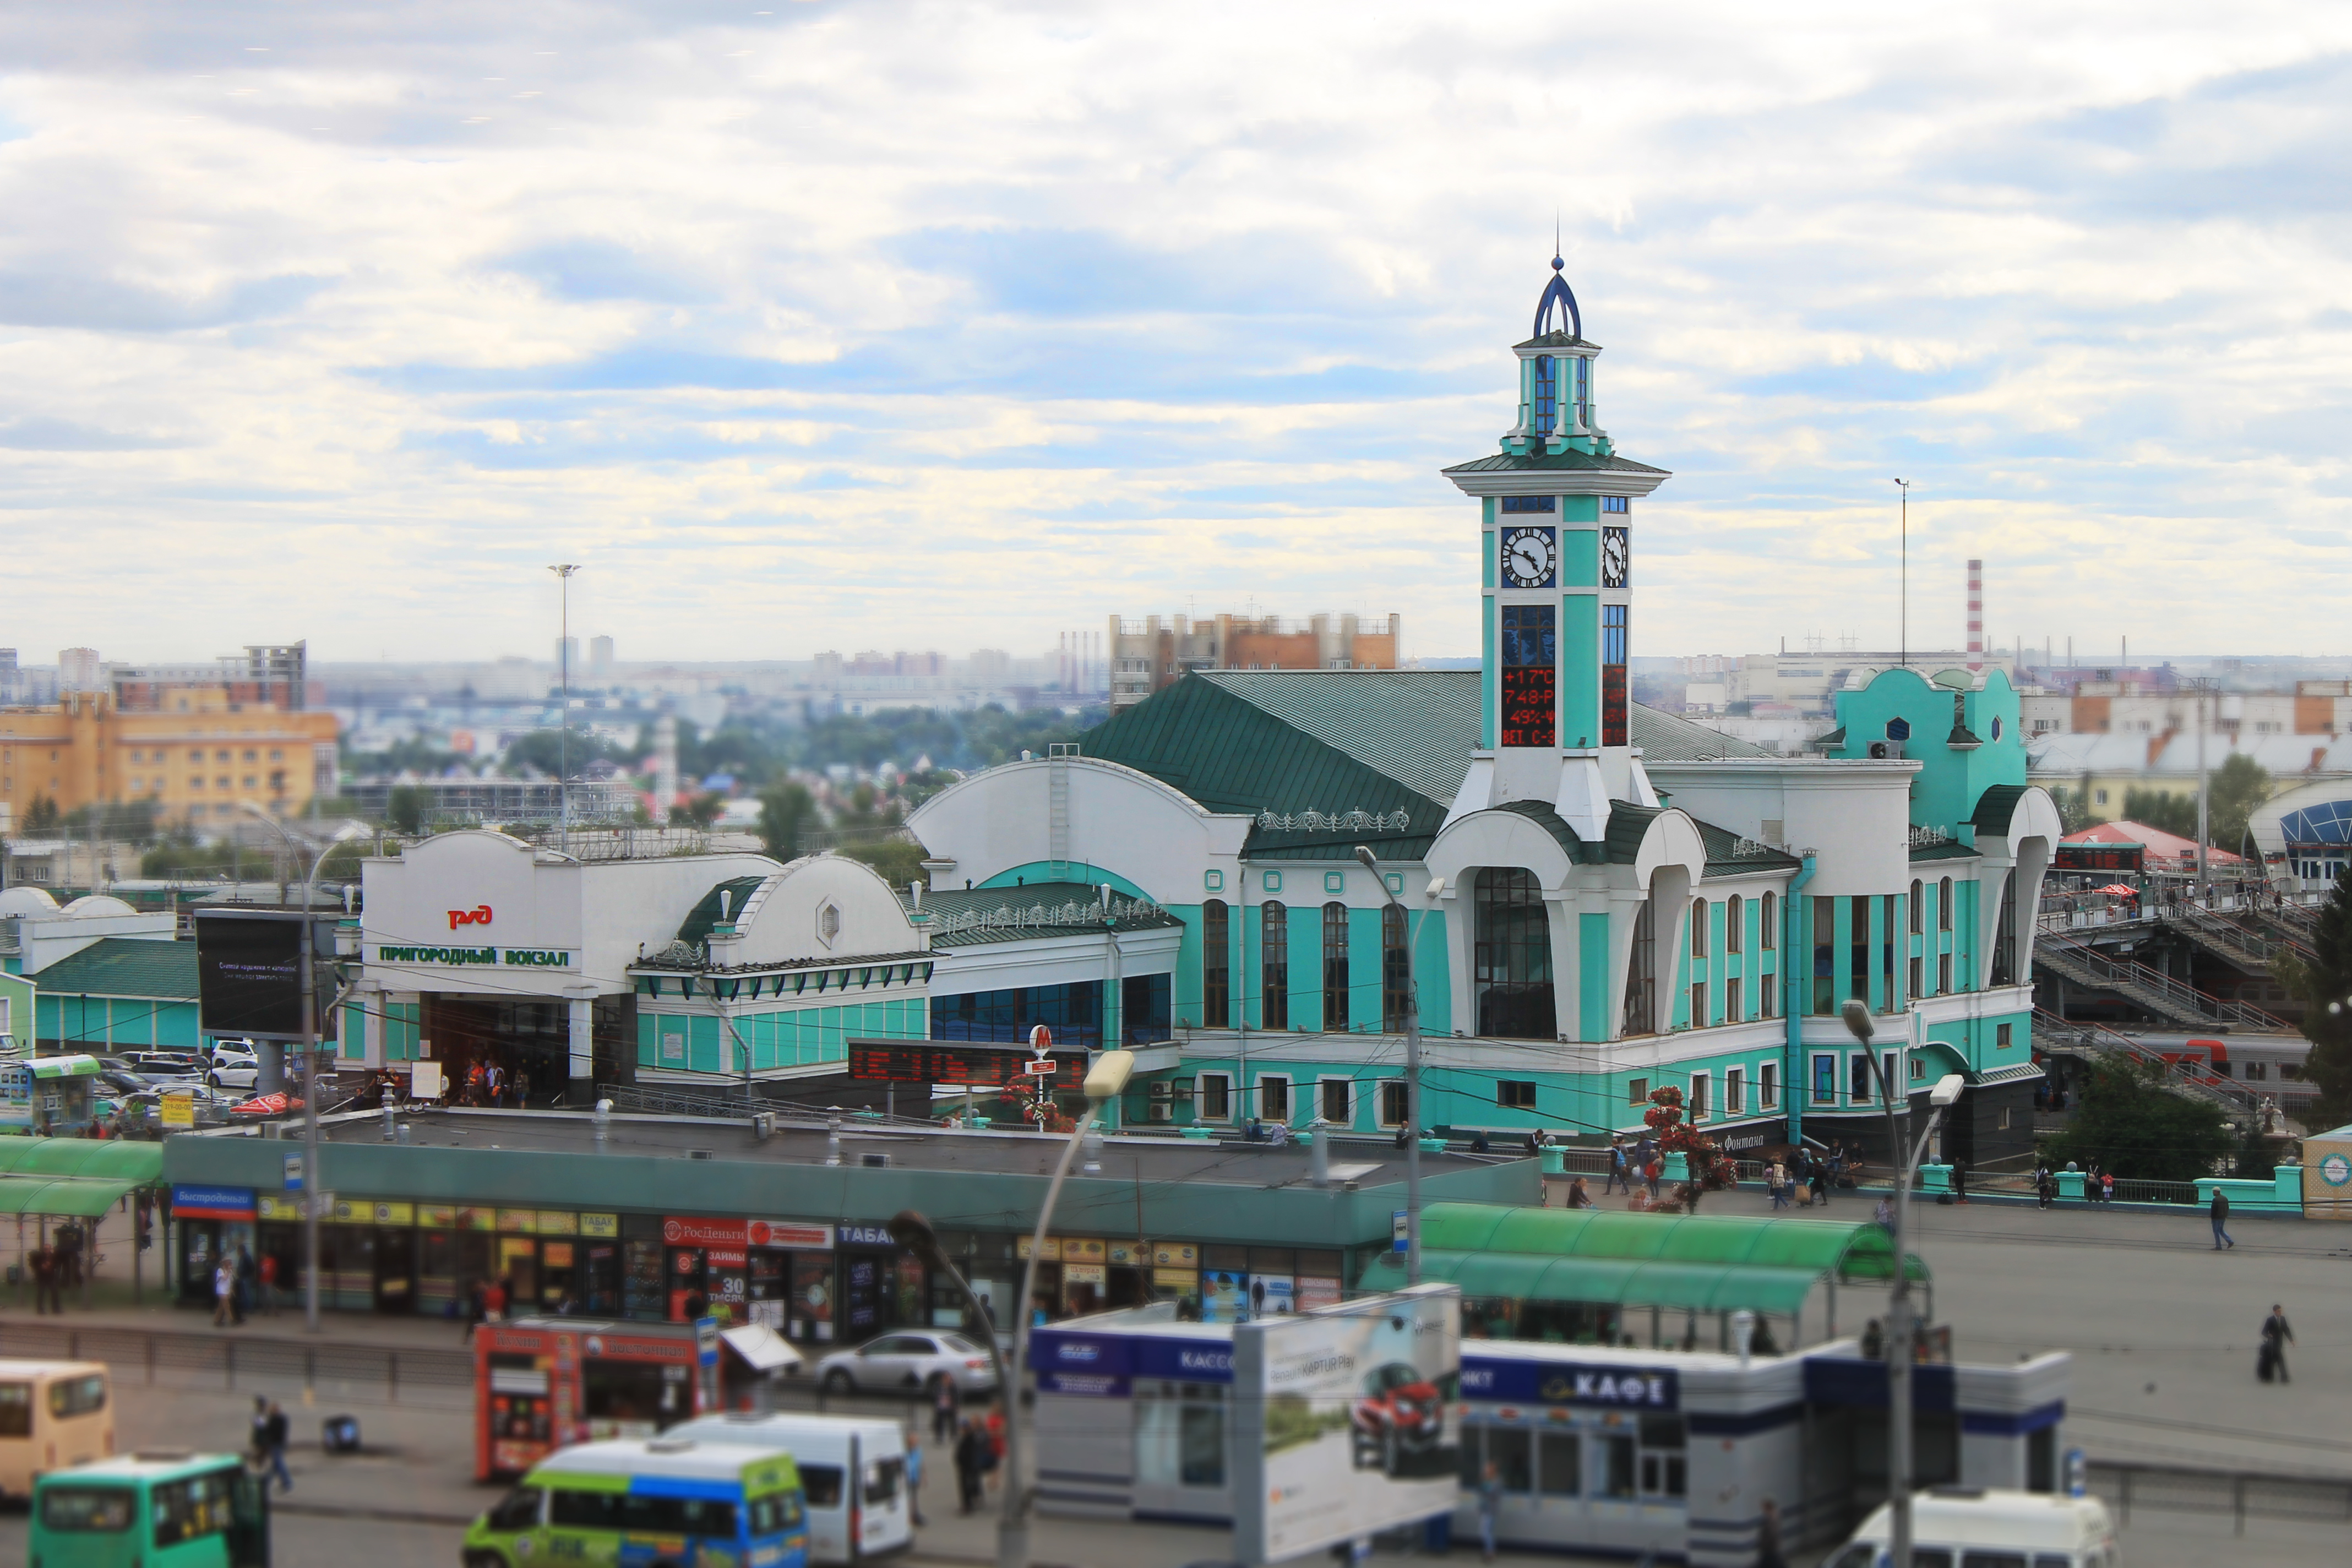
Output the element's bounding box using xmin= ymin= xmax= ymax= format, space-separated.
xmin=1966 ymin=559 xmax=1984 ymax=672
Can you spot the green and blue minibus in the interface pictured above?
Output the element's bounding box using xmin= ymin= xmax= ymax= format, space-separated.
xmin=28 ymin=1450 xmax=268 ymax=1567
xmin=465 ymin=1436 xmax=809 ymax=1568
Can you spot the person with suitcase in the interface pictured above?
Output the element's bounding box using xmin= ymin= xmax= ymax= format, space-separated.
xmin=2260 ymin=1303 xmax=2295 ymax=1384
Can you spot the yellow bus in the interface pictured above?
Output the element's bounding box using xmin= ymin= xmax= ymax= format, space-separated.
xmin=0 ymin=1359 xmax=115 ymax=1498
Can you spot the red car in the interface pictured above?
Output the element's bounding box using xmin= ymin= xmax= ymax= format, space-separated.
xmin=1351 ymin=1360 xmax=1444 ymax=1473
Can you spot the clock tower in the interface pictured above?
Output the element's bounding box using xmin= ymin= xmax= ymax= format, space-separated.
xmin=1440 ymin=258 xmax=1673 ymax=840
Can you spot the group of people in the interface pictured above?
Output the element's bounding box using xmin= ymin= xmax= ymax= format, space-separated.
xmin=23 ymin=1220 xmax=89 ymax=1314
xmin=1761 ymin=1143 xmax=1865 ymax=1208
xmin=459 ymin=1275 xmax=520 ymax=1338
xmin=1602 ymin=1137 xmax=1664 ymax=1199
xmin=209 ymin=1243 xmax=288 ymax=1326
xmin=927 ymin=1378 xmax=1005 ymax=1516
xmin=455 ymin=1057 xmax=530 ymax=1109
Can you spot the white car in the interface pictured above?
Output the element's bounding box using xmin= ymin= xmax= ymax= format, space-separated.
xmin=813 ymin=1331 xmax=999 ymax=1397
xmin=206 ymin=1041 xmax=260 ymax=1092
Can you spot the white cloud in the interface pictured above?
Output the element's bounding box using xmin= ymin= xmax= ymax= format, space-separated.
xmin=0 ymin=0 xmax=2347 ymax=663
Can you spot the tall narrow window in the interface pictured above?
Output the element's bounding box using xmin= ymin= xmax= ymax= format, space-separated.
xmin=1260 ymin=903 xmax=1289 ymax=1031
xmin=1322 ymin=902 xmax=1351 ymax=1033
xmin=1725 ymin=976 xmax=1743 ymax=1020
xmin=1574 ymin=356 xmax=1591 ymax=428
xmin=1760 ymin=1063 xmax=1778 ymax=1108
xmin=1690 ymin=899 xmax=1708 ymax=958
xmin=1381 ymin=903 xmax=1411 ymax=1033
xmin=1687 ymin=981 xmax=1707 ymax=1027
xmin=1532 ymin=355 xmax=1558 ymax=434
xmin=1811 ymin=895 xmax=1836 ymax=1015
xmin=1689 ymin=1074 xmax=1709 ymax=1121
xmin=1938 ymin=877 xmax=1953 ymax=930
xmin=1201 ymin=899 xmax=1230 ymax=1029
xmin=1850 ymin=895 xmax=1871 ymax=1010
xmin=1624 ymin=894 xmax=1656 ymax=1035
xmin=1500 ymin=606 xmax=1557 ymax=748
xmin=1761 ymin=891 xmax=1777 ymax=950
xmin=1601 ymin=604 xmax=1629 ymax=747
xmin=1725 ymin=1068 xmax=1744 ymax=1115
xmin=1476 ymin=868 xmax=1555 ymax=1038
xmin=1990 ymin=873 xmax=2017 ymax=988
xmin=1909 ymin=880 xmax=1924 ymax=935
xmin=1726 ymin=894 xmax=1744 ymax=954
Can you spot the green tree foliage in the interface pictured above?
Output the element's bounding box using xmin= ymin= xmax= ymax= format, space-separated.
xmin=502 ymin=727 xmax=626 ymax=778
xmin=21 ymin=794 xmax=58 ymax=831
xmin=385 ymin=784 xmax=428 ymax=836
xmin=840 ymin=837 xmax=926 ymax=889
xmin=2047 ymin=785 xmax=2100 ymax=834
xmin=668 ymin=792 xmax=723 ymax=828
xmin=62 ymin=799 xmax=161 ymax=843
xmin=140 ymin=833 xmax=228 ymax=878
xmin=2207 ymin=754 xmax=2272 ymax=857
xmin=2046 ymin=1057 xmax=2234 ymax=1182
xmin=2235 ymin=1116 xmax=2278 ymax=1181
xmin=341 ymin=736 xmax=464 ymax=777
xmin=758 ymin=781 xmax=817 ymax=861
xmin=2295 ymin=873 xmax=2352 ymax=1130
xmin=2120 ymin=787 xmax=2198 ymax=841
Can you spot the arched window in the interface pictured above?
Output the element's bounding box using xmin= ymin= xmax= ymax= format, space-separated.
xmin=1260 ymin=903 xmax=1288 ymax=1031
xmin=1532 ymin=355 xmax=1557 ymax=433
xmin=1726 ymin=894 xmax=1744 ymax=954
xmin=1939 ymin=877 xmax=1954 ymax=931
xmin=1477 ymin=868 xmax=1556 ymax=1039
xmin=1910 ymin=880 xmax=1924 ymax=934
xmin=1201 ymin=899 xmax=1229 ymax=1029
xmin=1322 ymin=903 xmax=1351 ymax=1032
xmin=1381 ymin=903 xmax=1410 ymax=1033
xmin=1623 ymin=895 xmax=1656 ymax=1036
xmin=1761 ymin=891 xmax=1778 ymax=949
xmin=1690 ymin=899 xmax=1709 ymax=957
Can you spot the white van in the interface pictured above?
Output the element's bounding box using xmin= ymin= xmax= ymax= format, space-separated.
xmin=1830 ymin=1488 xmax=2120 ymax=1568
xmin=668 ymin=1412 xmax=912 ymax=1562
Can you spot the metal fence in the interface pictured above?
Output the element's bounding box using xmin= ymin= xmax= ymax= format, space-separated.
xmin=2090 ymin=1460 xmax=2352 ymax=1534
xmin=0 ymin=1321 xmax=472 ymax=1402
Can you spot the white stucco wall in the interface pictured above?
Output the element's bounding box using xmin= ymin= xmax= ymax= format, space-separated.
xmin=908 ymin=756 xmax=1251 ymax=903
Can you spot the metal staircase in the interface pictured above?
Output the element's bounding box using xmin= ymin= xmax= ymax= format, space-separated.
xmin=2158 ymin=905 xmax=2302 ymax=972
xmin=2031 ymin=1009 xmax=2260 ymax=1114
xmin=1047 ymin=742 xmax=1077 ymax=880
xmin=2035 ymin=930 xmax=2290 ymax=1033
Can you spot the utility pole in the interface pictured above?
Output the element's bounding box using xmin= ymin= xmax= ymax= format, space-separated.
xmin=2192 ymin=677 xmax=2212 ymax=890
xmin=1358 ymin=846 xmax=1420 ymax=1283
xmin=549 ymin=565 xmax=581 ymax=842
xmin=1892 ymin=479 xmax=1910 ymax=667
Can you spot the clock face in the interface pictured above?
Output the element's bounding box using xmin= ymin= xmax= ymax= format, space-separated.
xmin=1501 ymin=526 xmax=1558 ymax=589
xmin=1602 ymin=526 xmax=1630 ymax=589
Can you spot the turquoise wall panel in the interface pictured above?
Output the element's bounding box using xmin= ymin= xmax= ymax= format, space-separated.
xmin=689 ymin=1015 xmax=722 ymax=1074
xmin=1291 ymin=904 xmax=1325 ymax=1032
xmin=1413 ymin=910 xmax=1451 ymax=1036
xmin=1562 ymin=530 xmax=1599 ymax=589
xmin=1348 ymin=906 xmax=1382 ymax=1033
xmin=1578 ymin=913 xmax=1609 ymax=1042
xmin=1170 ymin=901 xmax=1204 ymax=1029
xmin=1560 ymin=594 xmax=1599 ymax=749
xmin=1481 ymin=596 xmax=1498 ymax=750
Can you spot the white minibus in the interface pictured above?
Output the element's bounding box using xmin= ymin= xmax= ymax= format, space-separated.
xmin=669 ymin=1412 xmax=912 ymax=1562
xmin=1830 ymin=1487 xmax=2120 ymax=1568
xmin=0 ymin=1359 xmax=115 ymax=1498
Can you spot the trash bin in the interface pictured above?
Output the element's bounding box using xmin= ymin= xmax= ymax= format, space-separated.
xmin=321 ymin=1415 xmax=361 ymax=1453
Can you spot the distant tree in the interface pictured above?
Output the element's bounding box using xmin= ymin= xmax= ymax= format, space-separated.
xmin=141 ymin=834 xmax=227 ymax=879
xmin=840 ymin=836 xmax=926 ymax=889
xmin=2235 ymin=1114 xmax=2278 ymax=1182
xmin=2048 ymin=785 xmax=2101 ymax=834
xmin=668 ymin=793 xmax=723 ymax=829
xmin=758 ymin=781 xmax=816 ymax=861
xmin=2294 ymin=873 xmax=2352 ymax=1131
xmin=385 ymin=785 xmax=428 ymax=836
xmin=2121 ymin=787 xmax=2198 ymax=841
xmin=21 ymin=794 xmax=57 ymax=831
xmin=2046 ymin=1057 xmax=2233 ymax=1182
xmin=501 ymin=727 xmax=622 ymax=778
xmin=2207 ymin=754 xmax=2272 ymax=858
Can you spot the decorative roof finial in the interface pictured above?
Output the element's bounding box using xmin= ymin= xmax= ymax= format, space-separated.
xmin=1533 ymin=248 xmax=1581 ymax=340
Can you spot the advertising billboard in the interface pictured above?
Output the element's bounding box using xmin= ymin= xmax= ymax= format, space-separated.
xmin=194 ymin=910 xmax=311 ymax=1040
xmin=1232 ymin=1283 xmax=1460 ymax=1564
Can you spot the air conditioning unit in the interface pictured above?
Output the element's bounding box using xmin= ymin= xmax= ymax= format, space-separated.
xmin=1868 ymin=739 xmax=1906 ymax=760
xmin=1147 ymin=1100 xmax=1174 ymax=1123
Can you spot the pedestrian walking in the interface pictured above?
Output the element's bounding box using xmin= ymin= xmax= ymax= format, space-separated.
xmin=905 ymin=1429 xmax=927 ymax=1526
xmin=932 ymin=1376 xmax=960 ymax=1444
xmin=251 ymin=1396 xmax=293 ymax=1493
xmin=1952 ymin=1162 xmax=1969 ymax=1204
xmin=1806 ymin=1156 xmax=1827 ymax=1208
xmin=1757 ymin=1496 xmax=1789 ymax=1568
xmin=1605 ymin=1143 xmax=1628 ymax=1195
xmin=1645 ymin=1155 xmax=1662 ymax=1201
xmin=1476 ymin=1460 xmax=1501 ymax=1562
xmin=232 ymin=1243 xmax=254 ymax=1323
xmin=2260 ymin=1303 xmax=2294 ymax=1384
xmin=462 ymin=1279 xmax=487 ymax=1342
xmin=211 ymin=1257 xmax=237 ymax=1328
xmin=257 ymin=1252 xmax=280 ymax=1316
xmin=2035 ymin=1167 xmax=2054 ymax=1210
xmin=2211 ymin=1187 xmax=2235 ymax=1250
xmin=954 ymin=1419 xmax=987 ymax=1515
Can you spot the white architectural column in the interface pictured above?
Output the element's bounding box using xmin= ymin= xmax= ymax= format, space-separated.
xmin=565 ymin=985 xmax=598 ymax=1103
xmin=359 ymin=984 xmax=384 ymax=1070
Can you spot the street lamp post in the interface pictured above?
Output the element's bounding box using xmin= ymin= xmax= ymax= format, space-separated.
xmin=1355 ymin=845 xmax=1421 ymax=1283
xmin=242 ymin=804 xmax=340 ymax=1334
xmin=1841 ymin=999 xmax=1964 ymax=1568
xmin=1893 ymin=478 xmax=1910 ymax=668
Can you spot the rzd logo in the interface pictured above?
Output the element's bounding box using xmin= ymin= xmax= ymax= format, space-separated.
xmin=447 ymin=905 xmax=493 ymax=929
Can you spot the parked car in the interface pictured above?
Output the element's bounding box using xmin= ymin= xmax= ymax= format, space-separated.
xmin=813 ymin=1331 xmax=999 ymax=1397
xmin=206 ymin=1041 xmax=260 ymax=1092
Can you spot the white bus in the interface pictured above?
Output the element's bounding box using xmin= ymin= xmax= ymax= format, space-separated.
xmin=668 ymin=1413 xmax=912 ymax=1562
xmin=0 ymin=1360 xmax=115 ymax=1499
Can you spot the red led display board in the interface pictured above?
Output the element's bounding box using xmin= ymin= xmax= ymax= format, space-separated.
xmin=846 ymin=1039 xmax=1091 ymax=1086
xmin=1501 ymin=664 xmax=1556 ymax=748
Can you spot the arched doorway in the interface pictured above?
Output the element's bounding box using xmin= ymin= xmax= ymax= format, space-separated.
xmin=1475 ymin=868 xmax=1556 ymax=1038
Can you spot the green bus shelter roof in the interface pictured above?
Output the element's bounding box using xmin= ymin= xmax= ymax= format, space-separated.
xmin=1354 ymin=1202 xmax=1925 ymax=1314
xmin=0 ymin=1175 xmax=144 ymax=1217
xmin=0 ymin=1138 xmax=166 ymax=1183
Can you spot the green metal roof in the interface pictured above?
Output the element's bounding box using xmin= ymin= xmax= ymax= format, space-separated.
xmin=1908 ymin=842 xmax=1982 ymax=862
xmin=1082 ymin=672 xmax=1770 ymax=854
xmin=0 ymin=1175 xmax=146 ymax=1217
xmin=0 ymin=1137 xmax=166 ymax=1182
xmin=1969 ymin=784 xmax=2029 ymax=835
xmin=29 ymin=938 xmax=197 ymax=1001
xmin=1442 ymin=450 xmax=1671 ymax=478
xmin=903 ymin=884 xmax=1186 ymax=949
xmin=676 ymin=875 xmax=773 ymax=946
xmin=1696 ymin=822 xmax=1804 ymax=878
xmin=1360 ymin=1248 xmax=1827 ymax=1315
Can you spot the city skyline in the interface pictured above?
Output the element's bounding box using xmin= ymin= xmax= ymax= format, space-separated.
xmin=1 ymin=1 xmax=2348 ymax=664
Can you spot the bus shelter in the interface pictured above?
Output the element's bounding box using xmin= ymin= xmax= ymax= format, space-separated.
xmin=1357 ymin=1202 xmax=1928 ymax=1355
xmin=0 ymin=1138 xmax=166 ymax=1306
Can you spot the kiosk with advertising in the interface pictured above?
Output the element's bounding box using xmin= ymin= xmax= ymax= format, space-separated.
xmin=475 ymin=1316 xmax=718 ymax=1480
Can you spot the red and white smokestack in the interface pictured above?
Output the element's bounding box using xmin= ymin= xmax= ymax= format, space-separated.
xmin=1966 ymin=558 xmax=1984 ymax=672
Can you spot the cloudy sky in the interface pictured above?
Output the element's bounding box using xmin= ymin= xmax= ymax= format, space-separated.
xmin=3 ymin=0 xmax=2349 ymax=667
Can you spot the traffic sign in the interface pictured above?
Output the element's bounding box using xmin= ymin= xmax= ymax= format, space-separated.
xmin=1391 ymin=1211 xmax=1409 ymax=1253
xmin=1022 ymin=1059 xmax=1058 ymax=1077
xmin=282 ymin=1153 xmax=304 ymax=1191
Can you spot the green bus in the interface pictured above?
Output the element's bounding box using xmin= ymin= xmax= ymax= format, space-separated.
xmin=28 ymin=1450 xmax=268 ymax=1567
xmin=466 ymin=1436 xmax=809 ymax=1568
